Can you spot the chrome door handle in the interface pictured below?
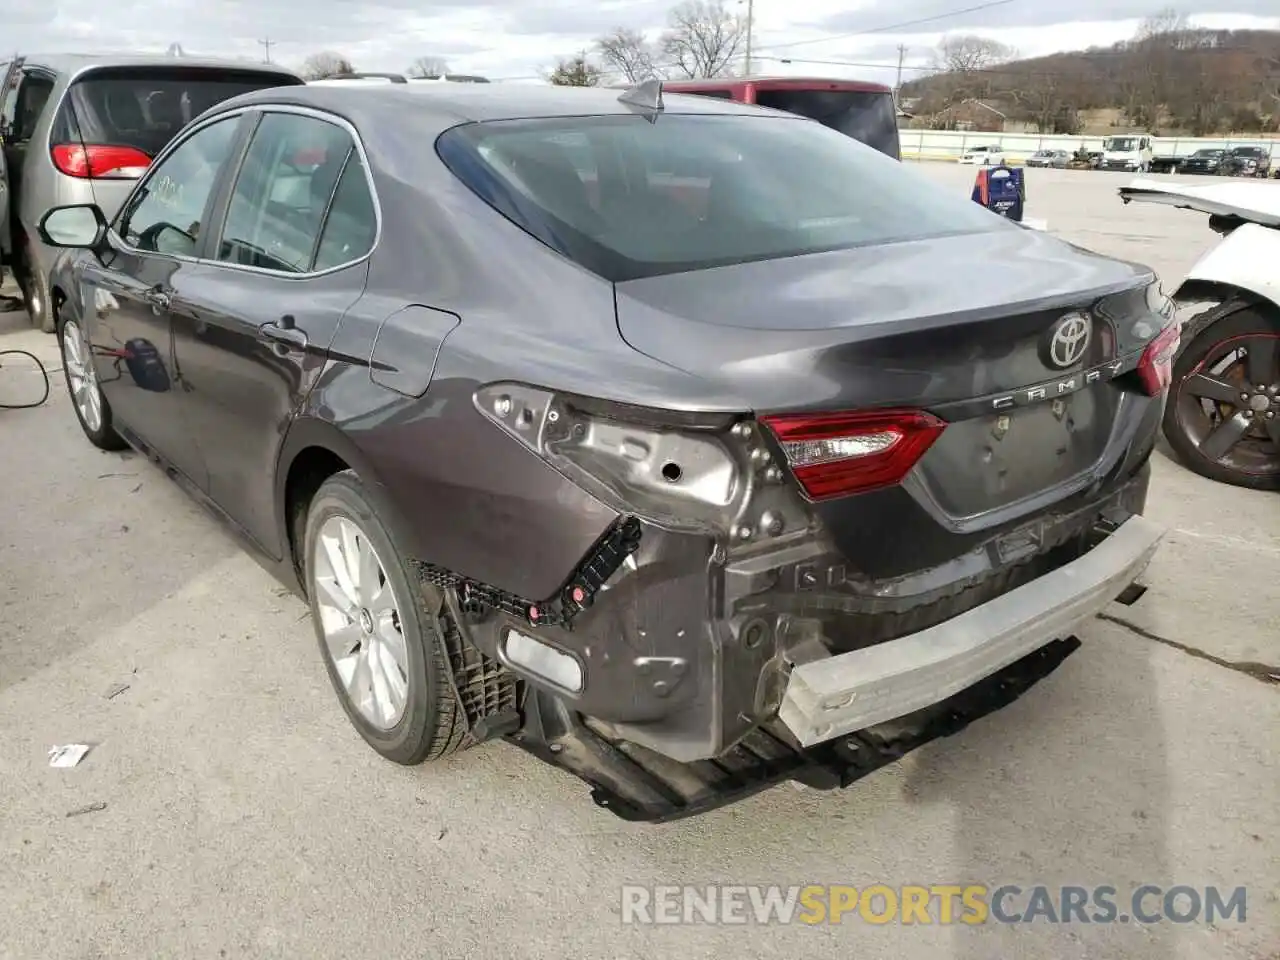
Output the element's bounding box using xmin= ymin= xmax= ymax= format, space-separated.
xmin=259 ymin=321 xmax=308 ymax=351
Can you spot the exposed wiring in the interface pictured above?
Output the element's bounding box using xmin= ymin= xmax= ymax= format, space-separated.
xmin=0 ymin=349 xmax=52 ymax=409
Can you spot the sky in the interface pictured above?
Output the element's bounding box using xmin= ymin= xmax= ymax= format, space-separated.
xmin=5 ymin=0 xmax=1279 ymax=86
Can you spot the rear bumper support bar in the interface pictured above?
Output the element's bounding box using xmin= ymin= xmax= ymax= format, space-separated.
xmin=777 ymin=514 xmax=1166 ymax=747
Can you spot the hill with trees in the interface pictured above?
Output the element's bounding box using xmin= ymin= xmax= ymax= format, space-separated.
xmin=900 ymin=10 xmax=1280 ymax=136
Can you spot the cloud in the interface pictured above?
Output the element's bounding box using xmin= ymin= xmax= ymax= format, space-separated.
xmin=3 ymin=0 xmax=1277 ymax=86
xmin=811 ymin=0 xmax=1280 ymax=34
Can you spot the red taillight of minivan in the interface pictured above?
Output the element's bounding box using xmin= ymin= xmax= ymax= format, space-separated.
xmin=51 ymin=143 xmax=152 ymax=179
xmin=761 ymin=409 xmax=947 ymax=501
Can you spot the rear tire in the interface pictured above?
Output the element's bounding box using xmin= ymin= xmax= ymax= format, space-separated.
xmin=1162 ymin=306 xmax=1280 ymax=490
xmin=302 ymin=470 xmax=470 ymax=765
xmin=19 ymin=240 xmax=55 ymax=334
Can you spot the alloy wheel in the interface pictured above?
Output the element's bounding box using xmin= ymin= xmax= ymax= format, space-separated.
xmin=1176 ymin=333 xmax=1280 ymax=476
xmin=311 ymin=515 xmax=410 ymax=730
xmin=61 ymin=319 xmax=103 ymax=433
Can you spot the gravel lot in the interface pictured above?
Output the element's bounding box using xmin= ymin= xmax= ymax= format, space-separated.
xmin=0 ymin=166 xmax=1277 ymax=960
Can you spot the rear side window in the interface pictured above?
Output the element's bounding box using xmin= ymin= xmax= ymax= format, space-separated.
xmin=55 ymin=68 xmax=301 ymax=160
xmin=754 ymin=89 xmax=900 ymax=159
xmin=438 ymin=114 xmax=1006 ymax=283
xmin=216 ymin=112 xmax=373 ymax=274
xmin=312 ymin=154 xmax=378 ymax=271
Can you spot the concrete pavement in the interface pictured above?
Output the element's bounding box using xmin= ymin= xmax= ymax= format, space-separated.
xmin=0 ymin=167 xmax=1276 ymax=960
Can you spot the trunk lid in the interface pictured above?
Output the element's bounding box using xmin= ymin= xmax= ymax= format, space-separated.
xmin=614 ymin=227 xmax=1162 ymax=534
xmin=1119 ymin=177 xmax=1280 ymax=227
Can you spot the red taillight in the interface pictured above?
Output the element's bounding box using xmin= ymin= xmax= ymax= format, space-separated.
xmin=1136 ymin=322 xmax=1181 ymax=396
xmin=760 ymin=409 xmax=947 ymax=501
xmin=51 ymin=143 xmax=152 ymax=179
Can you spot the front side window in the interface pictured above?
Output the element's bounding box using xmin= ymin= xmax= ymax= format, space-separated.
xmin=438 ymin=113 xmax=1008 ymax=283
xmin=118 ymin=115 xmax=241 ymax=257
xmin=216 ymin=112 xmax=360 ymax=274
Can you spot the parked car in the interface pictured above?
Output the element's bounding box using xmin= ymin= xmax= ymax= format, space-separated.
xmin=1025 ymin=149 xmax=1069 ymax=168
xmin=1120 ymin=178 xmax=1280 ymax=489
xmin=41 ymin=82 xmax=1170 ymax=821
xmin=0 ymin=53 xmax=303 ymax=332
xmin=1179 ymin=148 xmax=1227 ymax=176
xmin=959 ymin=144 xmax=1005 ymax=165
xmin=660 ymin=76 xmax=901 ymax=160
xmin=1220 ymin=146 xmax=1273 ymax=178
xmin=1147 ymin=153 xmax=1184 ymax=174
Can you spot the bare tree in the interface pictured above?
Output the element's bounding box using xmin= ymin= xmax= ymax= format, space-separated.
xmin=660 ymin=0 xmax=745 ymax=79
xmin=595 ymin=27 xmax=658 ymax=83
xmin=1136 ymin=8 xmax=1190 ymax=46
xmin=300 ymin=51 xmax=355 ymax=80
xmin=408 ymin=56 xmax=449 ymax=79
xmin=1123 ymin=8 xmax=1192 ymax=129
xmin=547 ymin=53 xmax=604 ymax=87
xmin=933 ymin=34 xmax=1015 ymax=74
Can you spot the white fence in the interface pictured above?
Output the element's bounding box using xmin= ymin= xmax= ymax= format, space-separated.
xmin=900 ymin=128 xmax=1280 ymax=162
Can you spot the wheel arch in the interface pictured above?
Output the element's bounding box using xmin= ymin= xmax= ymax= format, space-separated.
xmin=274 ymin=417 xmax=415 ymax=592
xmin=1175 ymin=223 xmax=1280 ymax=320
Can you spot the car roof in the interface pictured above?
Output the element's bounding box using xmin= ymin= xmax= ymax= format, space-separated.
xmin=16 ymin=52 xmax=302 ymax=79
xmin=218 ymin=81 xmax=783 ymax=125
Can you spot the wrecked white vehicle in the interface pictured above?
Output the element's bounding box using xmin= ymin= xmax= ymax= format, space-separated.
xmin=1120 ymin=178 xmax=1280 ymax=489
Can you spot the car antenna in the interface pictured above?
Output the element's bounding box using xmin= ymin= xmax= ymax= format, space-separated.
xmin=617 ymin=78 xmax=664 ymax=122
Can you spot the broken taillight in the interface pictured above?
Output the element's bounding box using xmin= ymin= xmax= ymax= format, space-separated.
xmin=1136 ymin=322 xmax=1181 ymax=396
xmin=761 ymin=409 xmax=947 ymax=501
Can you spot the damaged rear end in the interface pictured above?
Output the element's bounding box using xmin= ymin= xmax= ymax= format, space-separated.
xmin=452 ymin=249 xmax=1174 ymax=818
xmin=433 ymin=109 xmax=1175 ymax=820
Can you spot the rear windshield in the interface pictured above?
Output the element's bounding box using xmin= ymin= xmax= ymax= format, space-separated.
xmin=437 ymin=114 xmax=1007 ymax=283
xmin=677 ymin=89 xmax=735 ymax=100
xmin=55 ymin=68 xmax=302 ymax=158
xmin=754 ymin=89 xmax=900 ymax=159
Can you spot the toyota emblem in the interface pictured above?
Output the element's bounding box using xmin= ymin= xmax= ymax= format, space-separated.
xmin=1042 ymin=313 xmax=1092 ymax=369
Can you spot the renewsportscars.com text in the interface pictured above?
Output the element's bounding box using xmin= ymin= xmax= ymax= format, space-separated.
xmin=620 ymin=884 xmax=1249 ymax=926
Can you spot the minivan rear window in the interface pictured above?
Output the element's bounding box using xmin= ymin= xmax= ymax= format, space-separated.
xmin=438 ymin=113 xmax=1007 ymax=283
xmin=753 ymin=88 xmax=900 ymax=159
xmin=54 ymin=68 xmax=302 ymax=159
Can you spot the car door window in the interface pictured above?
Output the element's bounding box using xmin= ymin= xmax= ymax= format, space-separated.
xmin=216 ymin=112 xmax=357 ymax=274
xmin=118 ymin=116 xmax=240 ymax=257
xmin=312 ymin=153 xmax=377 ymax=271
xmin=9 ymin=72 xmax=55 ymax=141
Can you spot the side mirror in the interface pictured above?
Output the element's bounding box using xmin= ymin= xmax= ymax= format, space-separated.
xmin=38 ymin=204 xmax=108 ymax=250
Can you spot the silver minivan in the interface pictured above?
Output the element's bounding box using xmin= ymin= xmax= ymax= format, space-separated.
xmin=1 ymin=54 xmax=304 ymax=330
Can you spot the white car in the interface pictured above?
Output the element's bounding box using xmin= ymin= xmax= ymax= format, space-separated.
xmin=959 ymin=145 xmax=1005 ymax=166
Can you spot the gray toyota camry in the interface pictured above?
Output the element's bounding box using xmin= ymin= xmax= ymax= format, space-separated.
xmin=41 ymin=80 xmax=1175 ymax=820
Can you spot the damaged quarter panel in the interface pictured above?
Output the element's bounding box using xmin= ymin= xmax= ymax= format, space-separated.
xmin=307 ymin=154 xmax=747 ymax=602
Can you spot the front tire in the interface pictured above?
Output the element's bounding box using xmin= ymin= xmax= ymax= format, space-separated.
xmin=58 ymin=316 xmax=127 ymax=451
xmin=303 ymin=470 xmax=469 ymax=765
xmin=1162 ymin=306 xmax=1280 ymax=490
